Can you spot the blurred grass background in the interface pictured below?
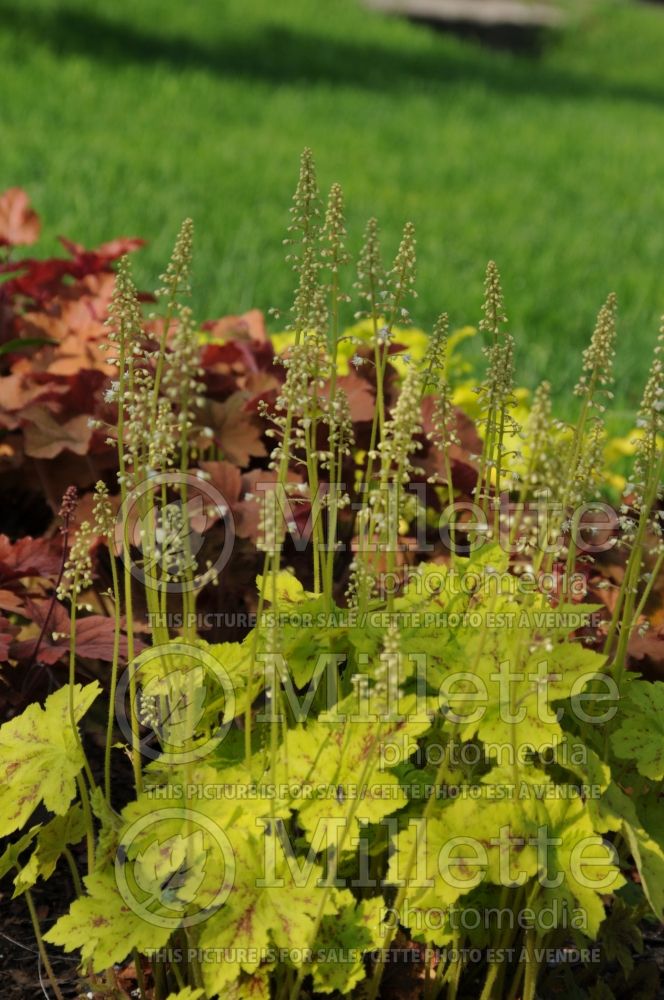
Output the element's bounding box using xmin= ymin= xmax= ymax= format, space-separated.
xmin=1 ymin=0 xmax=663 ymax=410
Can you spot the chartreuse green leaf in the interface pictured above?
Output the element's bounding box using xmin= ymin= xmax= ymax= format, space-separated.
xmin=312 ymin=892 xmax=385 ymax=994
xmin=622 ymin=820 xmax=664 ymax=921
xmin=0 ymin=682 xmax=101 ymax=836
xmin=13 ymin=806 xmax=86 ymax=897
xmin=90 ymin=786 xmax=122 ymax=869
xmin=117 ymin=784 xmax=240 ymax=917
xmin=529 ymin=793 xmax=625 ymax=939
xmin=197 ymin=833 xmax=334 ymax=997
xmin=553 ymin=737 xmax=613 ymax=832
xmin=134 ymin=829 xmax=208 ymax=909
xmin=165 ymin=989 xmax=204 ymax=1000
xmin=278 ymin=595 xmax=343 ymax=688
xmin=12 ymin=851 xmax=40 ymax=898
xmin=598 ymin=897 xmax=643 ymax=978
xmin=279 ymin=692 xmax=431 ymax=845
xmin=600 ymin=783 xmax=664 ymax=920
xmin=43 ymin=870 xmax=172 ymax=971
xmin=0 ymin=827 xmax=40 ymax=881
xmin=386 ymin=792 xmax=541 ymax=925
xmin=388 ymin=777 xmax=623 ymax=941
xmin=438 ymin=616 xmax=604 ymax=757
xmin=637 ymin=795 xmax=664 ymax=849
xmin=135 ymin=760 xmax=290 ymax=837
xmin=35 ymin=805 xmax=86 ymax=880
xmin=256 ymin=569 xmax=308 ymax=603
xmin=220 ymin=969 xmax=271 ymax=1000
xmin=610 ymin=680 xmax=664 ymax=781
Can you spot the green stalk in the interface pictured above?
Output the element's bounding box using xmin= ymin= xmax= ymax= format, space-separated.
xmin=323 ymin=265 xmax=341 ymax=609
xmin=104 ymin=551 xmax=122 ymax=802
xmin=604 ymin=448 xmax=663 ymax=661
xmin=366 ymin=733 xmax=451 ymax=1000
xmin=521 ymin=884 xmax=542 ymax=1000
xmin=522 ymin=925 xmax=540 ymax=1000
xmin=244 ymin=314 xmax=307 ymax=759
xmin=25 ymin=888 xmax=65 ymax=1000
xmin=62 ymin=846 xmax=83 ymax=897
xmin=364 ymin=273 xmax=403 ymax=492
xmin=244 ymin=552 xmax=270 ymax=762
xmin=67 ymin=589 xmax=96 ymax=793
xmin=385 ymin=467 xmax=403 ymax=616
xmin=76 ymin=773 xmax=95 ymax=875
xmin=538 ymin=381 xmax=594 ymax=579
xmin=631 ymin=547 xmax=664 ymax=631
xmin=478 ymin=885 xmax=512 ymax=1000
xmin=493 ymin=403 xmax=507 ymax=537
xmin=287 ymin=722 xmax=388 ymax=1000
xmin=151 ymin=253 xmax=188 ymax=424
xmin=115 ymin=322 xmax=142 ymax=792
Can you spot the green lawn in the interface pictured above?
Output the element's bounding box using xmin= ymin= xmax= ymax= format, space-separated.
xmin=1 ymin=0 xmax=663 ymax=411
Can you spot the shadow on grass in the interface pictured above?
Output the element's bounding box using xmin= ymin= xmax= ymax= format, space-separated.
xmin=4 ymin=1 xmax=664 ymax=107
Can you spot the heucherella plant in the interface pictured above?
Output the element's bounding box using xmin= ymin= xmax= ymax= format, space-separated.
xmin=1 ymin=150 xmax=663 ymax=1000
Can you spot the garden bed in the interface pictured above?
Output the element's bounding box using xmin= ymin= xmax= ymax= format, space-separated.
xmin=1 ymin=160 xmax=663 ymax=1000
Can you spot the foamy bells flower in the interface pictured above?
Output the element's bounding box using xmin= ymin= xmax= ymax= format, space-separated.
xmin=474 ymin=264 xmax=510 ymax=419
xmin=92 ymin=481 xmax=114 ymax=538
xmin=287 ymin=147 xmax=321 ymax=245
xmin=289 ymin=239 xmax=323 ymax=337
xmin=138 ymin=692 xmax=161 ymax=730
xmin=286 ymin=151 xmax=323 ymax=332
xmin=426 ymin=317 xmax=460 ymax=455
xmin=354 ymin=217 xmax=385 ymax=314
xmin=374 ymin=619 xmax=403 ymax=706
xmin=574 ymin=293 xmax=617 ymax=410
xmin=257 ymin=489 xmax=286 ymax=556
xmin=631 ymin=319 xmax=664 ymax=508
xmin=105 ymin=255 xmax=142 ymax=359
xmin=379 ymin=366 xmax=423 ymax=481
xmin=267 ymin=313 xmax=333 ymax=471
xmin=428 ymin=385 xmax=460 ymax=455
xmin=162 ymin=305 xmax=206 ymax=445
xmin=321 ymin=182 xmax=350 ymax=279
xmin=123 ymin=371 xmax=176 ymax=481
xmin=522 ymin=381 xmax=565 ymax=501
xmin=150 ymin=502 xmax=198 ymax=582
xmin=103 ymin=380 xmax=120 ymax=405
xmin=345 ymin=555 xmax=377 ymax=609
xmin=476 ymin=333 xmax=520 ymax=458
xmin=421 ymin=313 xmax=450 ymax=392
xmin=383 ymin=221 xmax=417 ymax=325
xmin=325 ymin=387 xmax=355 ymax=468
xmin=492 ymin=333 xmax=517 ymax=403
xmin=569 ymin=419 xmax=605 ymax=507
xmin=157 ymin=218 xmax=193 ymax=307
xmin=104 ymin=256 xmax=162 ymax=486
xmin=479 ymin=261 xmax=507 ymax=338
xmin=57 ymin=522 xmax=94 ymax=602
xmin=58 ymin=485 xmax=79 ymax=534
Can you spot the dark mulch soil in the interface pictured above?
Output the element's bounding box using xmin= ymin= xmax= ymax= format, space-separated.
xmin=1 ymin=862 xmax=83 ymax=1000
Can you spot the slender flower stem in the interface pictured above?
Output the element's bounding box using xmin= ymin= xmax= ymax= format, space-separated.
xmin=104 ymin=552 xmax=122 ymax=802
xmin=25 ymin=888 xmax=65 ymax=1000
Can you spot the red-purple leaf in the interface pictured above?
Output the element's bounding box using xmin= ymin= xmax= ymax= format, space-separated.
xmin=0 ymin=189 xmax=40 ymax=247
